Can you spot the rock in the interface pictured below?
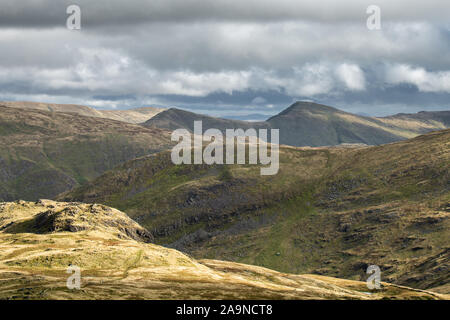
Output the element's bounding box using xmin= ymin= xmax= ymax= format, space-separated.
xmin=338 ymin=223 xmax=351 ymax=232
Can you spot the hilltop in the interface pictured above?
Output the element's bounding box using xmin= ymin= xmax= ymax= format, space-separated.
xmin=144 ymin=107 xmax=268 ymax=132
xmin=0 ymin=200 xmax=445 ymax=300
xmin=145 ymin=102 xmax=450 ymax=147
xmin=0 ymin=105 xmax=172 ymax=201
xmin=266 ymin=101 xmax=448 ymax=146
xmin=61 ymin=129 xmax=450 ymax=293
xmin=0 ymin=101 xmax=165 ymax=124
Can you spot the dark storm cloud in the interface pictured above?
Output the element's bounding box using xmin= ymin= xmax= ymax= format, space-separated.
xmin=1 ymin=0 xmax=450 ymax=27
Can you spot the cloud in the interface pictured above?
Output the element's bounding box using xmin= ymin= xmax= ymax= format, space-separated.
xmin=335 ymin=63 xmax=366 ymax=90
xmin=246 ymin=63 xmax=365 ymax=96
xmin=0 ymin=1 xmax=449 ymax=116
xmin=0 ymin=46 xmax=252 ymax=97
xmin=1 ymin=0 xmax=450 ymax=27
xmin=385 ymin=64 xmax=450 ymax=93
xmin=288 ymin=64 xmax=335 ymax=96
xmin=90 ymin=21 xmax=450 ymax=73
xmin=251 ymin=96 xmax=267 ymax=104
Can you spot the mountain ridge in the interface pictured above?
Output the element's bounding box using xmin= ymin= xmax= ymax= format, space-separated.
xmin=0 ymin=101 xmax=165 ymax=124
xmin=144 ymin=107 xmax=268 ymax=132
xmin=145 ymin=101 xmax=450 ymax=147
xmin=267 ymin=101 xmax=346 ymax=119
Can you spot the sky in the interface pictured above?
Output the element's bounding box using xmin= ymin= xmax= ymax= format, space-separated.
xmin=1 ymin=0 xmax=450 ymax=118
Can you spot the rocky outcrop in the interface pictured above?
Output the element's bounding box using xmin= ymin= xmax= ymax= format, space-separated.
xmin=0 ymin=200 xmax=153 ymax=242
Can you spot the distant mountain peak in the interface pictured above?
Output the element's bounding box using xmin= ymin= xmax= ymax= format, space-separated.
xmin=166 ymin=107 xmax=189 ymax=113
xmin=272 ymin=101 xmax=342 ymax=118
xmin=146 ymin=101 xmax=450 ymax=147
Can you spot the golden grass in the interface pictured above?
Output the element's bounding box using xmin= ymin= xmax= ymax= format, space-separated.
xmin=0 ymin=200 xmax=447 ymax=300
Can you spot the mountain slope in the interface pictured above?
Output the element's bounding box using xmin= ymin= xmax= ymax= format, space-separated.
xmin=382 ymin=110 xmax=450 ymax=131
xmin=0 ymin=101 xmax=165 ymax=124
xmin=266 ymin=102 xmax=404 ymax=146
xmin=145 ymin=102 xmax=450 ymax=147
xmin=0 ymin=105 xmax=172 ymax=201
xmin=0 ymin=200 xmax=445 ymax=300
xmin=144 ymin=107 xmax=268 ymax=132
xmin=60 ymin=129 xmax=450 ymax=292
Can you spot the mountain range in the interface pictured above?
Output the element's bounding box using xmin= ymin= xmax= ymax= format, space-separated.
xmin=4 ymin=100 xmax=449 ymax=148
xmin=0 ymin=99 xmax=449 ymax=298
xmin=145 ymin=101 xmax=450 ymax=147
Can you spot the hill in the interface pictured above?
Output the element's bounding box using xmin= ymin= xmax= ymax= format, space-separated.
xmin=0 ymin=200 xmax=445 ymax=300
xmin=0 ymin=105 xmax=172 ymax=201
xmin=144 ymin=102 xmax=450 ymax=147
xmin=144 ymin=107 xmax=268 ymax=132
xmin=60 ymin=129 xmax=450 ymax=293
xmin=0 ymin=101 xmax=165 ymax=124
xmin=383 ymin=110 xmax=450 ymax=129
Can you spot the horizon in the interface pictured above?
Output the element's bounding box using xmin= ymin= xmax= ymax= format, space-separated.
xmin=1 ymin=99 xmax=449 ymax=121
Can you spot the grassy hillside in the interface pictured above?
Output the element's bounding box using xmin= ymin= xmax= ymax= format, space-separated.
xmin=266 ymin=102 xmax=442 ymax=146
xmin=0 ymin=101 xmax=165 ymax=124
xmin=0 ymin=200 xmax=445 ymax=300
xmin=61 ymin=129 xmax=450 ymax=293
xmin=145 ymin=102 xmax=450 ymax=147
xmin=0 ymin=105 xmax=172 ymax=201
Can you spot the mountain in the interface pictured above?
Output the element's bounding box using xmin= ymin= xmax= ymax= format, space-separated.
xmin=0 ymin=105 xmax=172 ymax=201
xmin=0 ymin=101 xmax=165 ymax=124
xmin=265 ymin=102 xmax=401 ymax=146
xmin=385 ymin=110 xmax=450 ymax=128
xmin=0 ymin=200 xmax=445 ymax=300
xmin=60 ymin=129 xmax=450 ymax=293
xmin=144 ymin=107 xmax=268 ymax=132
xmin=100 ymin=107 xmax=165 ymax=123
xmin=144 ymin=102 xmax=450 ymax=147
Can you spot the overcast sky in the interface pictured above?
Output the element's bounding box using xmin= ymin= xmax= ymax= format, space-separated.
xmin=1 ymin=0 xmax=450 ymax=118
